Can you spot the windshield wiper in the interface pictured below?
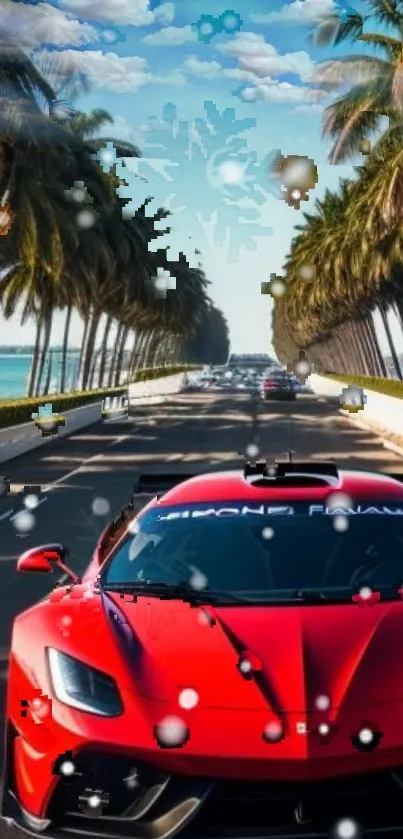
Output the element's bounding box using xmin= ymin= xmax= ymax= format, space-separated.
xmin=293 ymin=586 xmax=403 ymax=604
xmin=99 ymin=581 xmax=249 ymax=605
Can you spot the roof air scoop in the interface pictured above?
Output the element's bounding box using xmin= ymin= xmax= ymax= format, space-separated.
xmin=243 ymin=460 xmax=340 ymax=488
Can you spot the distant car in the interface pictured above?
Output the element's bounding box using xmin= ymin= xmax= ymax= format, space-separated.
xmin=260 ymin=371 xmax=297 ymax=400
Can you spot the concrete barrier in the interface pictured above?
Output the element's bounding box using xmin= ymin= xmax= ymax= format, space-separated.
xmin=0 ymin=401 xmax=103 ymax=464
xmin=0 ymin=372 xmax=188 ymax=464
xmin=310 ymin=374 xmax=403 ymax=439
xmin=128 ymin=372 xmax=186 ymax=401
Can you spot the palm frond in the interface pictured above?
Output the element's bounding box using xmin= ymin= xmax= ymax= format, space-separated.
xmin=357 ymin=32 xmax=403 ymax=56
xmin=308 ymin=12 xmax=363 ymax=48
xmin=367 ymin=0 xmax=403 ymax=29
xmin=312 ymin=55 xmax=389 ymax=89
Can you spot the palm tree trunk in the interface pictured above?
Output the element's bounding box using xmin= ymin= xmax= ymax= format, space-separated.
xmin=127 ymin=331 xmax=138 ymax=377
xmin=113 ymin=326 xmax=130 ymax=386
xmin=328 ymin=333 xmax=341 ymax=371
xmin=378 ymin=302 xmax=402 ymax=379
xmin=365 ymin=311 xmax=387 ymax=377
xmin=149 ymin=333 xmax=162 ymax=367
xmin=140 ymin=330 xmax=153 ymax=369
xmin=357 ymin=314 xmax=384 ymax=377
xmin=154 ymin=334 xmax=168 ymax=366
xmin=43 ymin=349 xmax=53 ymax=396
xmin=349 ymin=320 xmax=370 ymax=375
xmin=35 ymin=313 xmax=52 ymax=396
xmin=393 ymin=295 xmax=403 ymax=333
xmin=331 ymin=328 xmax=347 ymax=373
xmin=338 ymin=322 xmax=361 ymax=374
xmin=81 ymin=312 xmax=101 ymax=390
xmin=319 ymin=337 xmax=334 ymax=372
xmin=27 ymin=317 xmax=42 ymax=397
xmin=356 ymin=318 xmax=376 ymax=375
xmin=143 ymin=327 xmax=157 ymax=368
xmin=136 ymin=329 xmax=148 ymax=371
xmin=97 ymin=315 xmax=113 ymax=388
xmin=135 ymin=331 xmax=147 ymax=371
xmin=107 ymin=322 xmax=124 ymax=387
xmin=77 ymin=315 xmax=91 ymax=389
xmin=60 ymin=305 xmax=73 ymax=393
xmin=89 ymin=348 xmax=102 ymax=390
xmin=352 ymin=318 xmax=371 ymax=375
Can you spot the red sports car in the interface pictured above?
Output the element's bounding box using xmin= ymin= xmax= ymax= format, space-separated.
xmin=3 ymin=460 xmax=403 ymax=839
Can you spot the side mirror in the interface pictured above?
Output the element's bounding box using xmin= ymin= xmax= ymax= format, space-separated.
xmin=17 ymin=543 xmax=79 ymax=583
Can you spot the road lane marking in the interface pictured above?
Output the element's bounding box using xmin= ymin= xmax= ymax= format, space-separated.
xmin=42 ymin=434 xmax=129 ymax=493
xmin=10 ymin=497 xmax=48 ymax=522
xmin=0 ymin=435 xmax=130 ymax=529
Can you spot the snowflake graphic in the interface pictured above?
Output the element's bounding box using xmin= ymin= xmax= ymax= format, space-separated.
xmin=94 ymin=141 xmax=119 ymax=174
xmin=114 ymin=101 xmax=278 ymax=264
xmin=233 ymin=84 xmax=260 ymax=103
xmin=192 ymin=14 xmax=221 ymax=43
xmin=99 ymin=27 xmax=126 ymax=44
xmin=217 ymin=10 xmax=243 ymax=34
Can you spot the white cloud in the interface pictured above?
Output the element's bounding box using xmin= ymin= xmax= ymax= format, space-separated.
xmin=58 ymin=0 xmax=175 ymax=26
xmin=294 ymin=102 xmax=326 ymax=112
xmin=217 ymin=32 xmax=316 ymax=83
xmin=36 ymin=48 xmax=186 ymax=92
xmin=249 ymin=0 xmax=336 ymax=25
xmin=179 ymin=53 xmax=327 ymax=104
xmin=251 ymin=81 xmax=327 ymax=103
xmin=0 ymin=0 xmax=97 ymax=47
xmin=180 ymin=57 xmax=223 ymax=79
xmin=155 ymin=3 xmax=175 ymax=25
xmin=38 ymin=49 xmax=150 ymax=92
xmin=181 ymin=56 xmax=262 ymax=83
xmin=151 ymin=70 xmax=186 ymax=86
xmin=142 ymin=24 xmax=196 ymax=45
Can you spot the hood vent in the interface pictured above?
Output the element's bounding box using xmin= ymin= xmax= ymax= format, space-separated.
xmin=244 ymin=460 xmax=340 ymax=488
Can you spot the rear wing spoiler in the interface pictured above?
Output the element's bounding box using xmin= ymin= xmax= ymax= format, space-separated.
xmin=133 ymin=470 xmax=403 ymax=495
xmin=134 ymin=473 xmax=197 ymax=495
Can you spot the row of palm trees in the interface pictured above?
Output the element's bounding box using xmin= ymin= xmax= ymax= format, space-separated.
xmin=271 ymin=0 xmax=403 ymax=379
xmin=0 ymin=31 xmax=230 ymax=397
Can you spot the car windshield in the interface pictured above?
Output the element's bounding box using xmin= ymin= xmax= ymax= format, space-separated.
xmin=100 ymin=501 xmax=403 ymax=604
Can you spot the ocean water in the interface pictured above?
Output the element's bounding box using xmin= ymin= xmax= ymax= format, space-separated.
xmin=0 ymin=354 xmax=81 ymax=399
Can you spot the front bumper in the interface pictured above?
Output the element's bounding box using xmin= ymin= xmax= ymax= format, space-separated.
xmin=4 ymin=744 xmax=403 ymax=839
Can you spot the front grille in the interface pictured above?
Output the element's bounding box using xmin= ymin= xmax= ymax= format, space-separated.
xmin=190 ymin=770 xmax=403 ymax=838
xmin=45 ymin=756 xmax=403 ymax=839
xmin=47 ymin=749 xmax=166 ymax=820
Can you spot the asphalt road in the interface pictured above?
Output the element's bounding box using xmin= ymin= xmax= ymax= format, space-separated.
xmin=0 ymin=387 xmax=402 ymax=837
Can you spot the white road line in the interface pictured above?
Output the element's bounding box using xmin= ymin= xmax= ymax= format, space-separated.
xmin=0 ymin=434 xmax=129 ymax=527
xmin=10 ymin=497 xmax=48 ymax=522
xmin=42 ymin=433 xmax=129 ymax=493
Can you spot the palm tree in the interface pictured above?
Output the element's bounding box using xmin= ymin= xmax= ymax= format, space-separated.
xmin=276 ymin=170 xmax=394 ymax=376
xmin=310 ymin=0 xmax=403 ymax=164
xmin=0 ymin=30 xmax=228 ymax=394
xmin=180 ymin=302 xmax=230 ymax=364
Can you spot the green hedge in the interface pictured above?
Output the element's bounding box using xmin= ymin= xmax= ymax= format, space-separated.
xmin=0 ymin=364 xmax=198 ymax=429
xmin=320 ymin=372 xmax=403 ymax=400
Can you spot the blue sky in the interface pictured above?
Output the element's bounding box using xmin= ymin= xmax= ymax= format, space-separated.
xmin=2 ymin=0 xmax=396 ymax=356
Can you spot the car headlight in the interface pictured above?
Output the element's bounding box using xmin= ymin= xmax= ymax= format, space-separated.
xmin=47 ymin=648 xmax=123 ymax=716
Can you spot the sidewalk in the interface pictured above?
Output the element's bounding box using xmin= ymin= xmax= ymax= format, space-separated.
xmin=309 ymin=374 xmax=403 ymax=457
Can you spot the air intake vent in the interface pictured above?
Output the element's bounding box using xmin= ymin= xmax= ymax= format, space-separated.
xmin=251 ymin=476 xmax=336 ymax=488
xmin=276 ymin=461 xmax=339 ymax=478
xmin=243 ymin=460 xmax=339 ymax=486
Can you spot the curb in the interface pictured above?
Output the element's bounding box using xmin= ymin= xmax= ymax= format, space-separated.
xmin=339 ymin=409 xmax=403 ymax=458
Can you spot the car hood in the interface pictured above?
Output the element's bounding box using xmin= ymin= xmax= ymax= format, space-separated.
xmin=103 ymin=592 xmax=403 ymax=713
